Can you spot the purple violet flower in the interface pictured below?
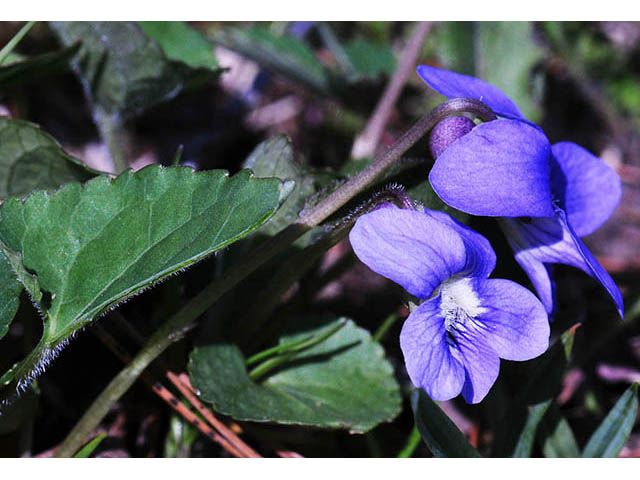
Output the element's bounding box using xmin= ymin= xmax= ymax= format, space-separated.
xmin=417 ymin=65 xmax=623 ymax=318
xmin=349 ymin=204 xmax=549 ymax=403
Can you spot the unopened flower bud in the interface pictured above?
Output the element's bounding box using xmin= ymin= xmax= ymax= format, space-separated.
xmin=429 ymin=115 xmax=475 ymax=159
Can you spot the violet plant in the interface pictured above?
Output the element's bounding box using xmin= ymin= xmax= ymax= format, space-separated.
xmin=0 ymin=21 xmax=638 ymax=459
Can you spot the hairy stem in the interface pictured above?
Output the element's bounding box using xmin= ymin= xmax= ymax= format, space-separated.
xmin=53 ymin=97 xmax=496 ymax=457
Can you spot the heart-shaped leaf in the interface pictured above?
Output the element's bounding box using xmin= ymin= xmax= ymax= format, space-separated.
xmin=0 ymin=117 xmax=97 ymax=200
xmin=188 ymin=317 xmax=402 ymax=433
xmin=0 ymin=165 xmax=285 ymax=391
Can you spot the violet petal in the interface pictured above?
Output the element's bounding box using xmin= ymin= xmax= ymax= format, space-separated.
xmin=417 ymin=64 xmax=525 ymax=120
xmin=429 ymin=119 xmax=554 ymax=218
xmin=349 ymin=205 xmax=467 ymax=299
xmin=551 ymin=142 xmax=621 ymax=237
xmin=474 ymin=278 xmax=550 ymax=360
xmin=500 ymin=209 xmax=624 ymax=318
xmin=399 ymin=297 xmax=466 ymax=401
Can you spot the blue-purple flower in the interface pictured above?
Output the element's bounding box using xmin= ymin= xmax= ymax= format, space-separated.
xmin=417 ymin=65 xmax=623 ymax=318
xmin=349 ymin=204 xmax=549 ymax=403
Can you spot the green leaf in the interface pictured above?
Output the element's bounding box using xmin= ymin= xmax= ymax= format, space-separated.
xmin=344 ymin=37 xmax=395 ymax=79
xmin=0 ymin=242 xmax=41 ymax=304
xmin=0 ymin=22 xmax=36 ymax=66
xmin=73 ymin=432 xmax=107 ymax=458
xmin=0 ymin=166 xmax=285 ymax=390
xmin=582 ymin=383 xmax=638 ymax=458
xmin=242 ymin=135 xmax=315 ymax=237
xmin=0 ymin=239 xmax=43 ymax=342
xmin=429 ymin=22 xmax=476 ymax=77
xmin=0 ymin=117 xmax=97 ymax=200
xmin=138 ymin=22 xmax=217 ymax=70
xmin=429 ymin=22 xmax=543 ymax=121
xmin=493 ymin=326 xmax=577 ymax=457
xmin=0 ymin=43 xmax=80 ymax=89
xmin=188 ymin=316 xmax=402 ymax=433
xmin=512 ymin=401 xmax=552 ymax=458
xmin=0 ymin=116 xmax=95 ymax=340
xmin=411 ymin=389 xmax=481 ymax=458
xmin=539 ymin=409 xmax=580 ymax=458
xmin=49 ymin=21 xmax=221 ymax=120
xmin=0 ymin=250 xmax=22 ymax=340
xmin=213 ymin=24 xmax=330 ymax=94
xmin=475 ymin=22 xmax=544 ymax=122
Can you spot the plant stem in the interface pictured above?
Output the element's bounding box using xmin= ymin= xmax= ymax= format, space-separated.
xmin=53 ymin=98 xmax=496 ymax=458
xmin=248 ymin=320 xmax=347 ymax=381
xmin=397 ymin=424 xmax=421 ymax=458
xmin=298 ymin=98 xmax=494 ymax=228
xmin=373 ymin=313 xmax=400 ymax=343
xmin=0 ymin=21 xmax=36 ymax=66
xmin=96 ymin=112 xmax=129 ymax=174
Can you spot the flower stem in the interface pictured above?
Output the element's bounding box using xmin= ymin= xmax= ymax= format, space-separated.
xmin=248 ymin=319 xmax=347 ymax=381
xmin=373 ymin=313 xmax=400 ymax=343
xmin=52 ymin=97 xmax=496 ymax=458
xmin=397 ymin=424 xmax=421 ymax=458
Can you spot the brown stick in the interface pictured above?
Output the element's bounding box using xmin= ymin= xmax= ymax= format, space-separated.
xmin=350 ymin=21 xmax=432 ymax=159
xmin=168 ymin=372 xmax=261 ymax=458
xmin=89 ymin=326 xmax=250 ymax=458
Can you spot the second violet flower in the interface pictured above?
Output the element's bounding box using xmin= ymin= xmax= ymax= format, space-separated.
xmin=417 ymin=65 xmax=623 ymax=318
xmin=349 ymin=204 xmax=549 ymax=404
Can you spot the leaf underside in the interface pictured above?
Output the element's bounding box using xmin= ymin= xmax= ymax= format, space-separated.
xmin=0 ymin=117 xmax=97 ymax=200
xmin=242 ymin=135 xmax=315 ymax=238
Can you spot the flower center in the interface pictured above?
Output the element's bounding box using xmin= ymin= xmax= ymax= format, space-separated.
xmin=439 ymin=277 xmax=487 ymax=333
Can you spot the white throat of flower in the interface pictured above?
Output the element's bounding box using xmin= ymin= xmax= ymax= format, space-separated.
xmin=439 ymin=277 xmax=487 ymax=333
